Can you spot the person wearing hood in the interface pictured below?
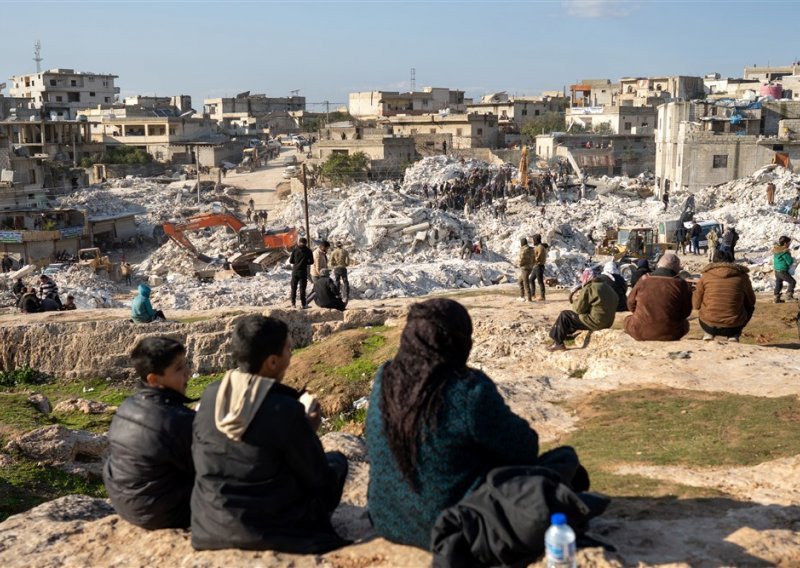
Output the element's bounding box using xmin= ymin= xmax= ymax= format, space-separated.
xmin=693 ymin=260 xmax=756 ymax=342
xmin=773 ymin=236 xmax=795 ymax=303
xmin=600 ymin=261 xmax=628 ymax=312
xmin=629 ymin=259 xmax=651 ymax=289
xmin=547 ymin=266 xmax=617 ymax=351
xmin=624 ymin=253 xmax=693 ymax=341
xmin=191 ymin=315 xmax=348 ymax=553
xmin=131 ymin=283 xmax=165 ymax=323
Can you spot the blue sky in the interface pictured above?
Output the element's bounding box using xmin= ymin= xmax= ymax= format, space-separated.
xmin=2 ymin=0 xmax=800 ymax=112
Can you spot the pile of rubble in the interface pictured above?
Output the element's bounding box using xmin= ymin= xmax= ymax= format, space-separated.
xmin=55 ymin=266 xmax=123 ymax=309
xmin=43 ymin=156 xmax=800 ymax=311
xmin=57 ymin=177 xmax=241 ymax=237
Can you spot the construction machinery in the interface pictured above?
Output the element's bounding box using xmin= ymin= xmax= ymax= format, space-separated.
xmin=77 ymin=248 xmax=112 ymax=274
xmin=161 ymin=212 xmax=298 ymax=277
xmin=596 ymin=227 xmax=656 ymax=261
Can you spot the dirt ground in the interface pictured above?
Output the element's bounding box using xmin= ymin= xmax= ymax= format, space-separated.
xmin=1 ymin=286 xmax=799 ymax=565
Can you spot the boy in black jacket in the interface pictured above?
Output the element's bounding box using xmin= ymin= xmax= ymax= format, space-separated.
xmin=191 ymin=315 xmax=348 ymax=552
xmin=103 ymin=337 xmax=195 ymax=529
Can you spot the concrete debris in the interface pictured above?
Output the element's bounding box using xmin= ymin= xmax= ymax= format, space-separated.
xmin=52 ymin=265 xmax=123 ymax=309
xmin=52 ymin=398 xmax=116 ymax=415
xmin=43 ymin=157 xmax=800 ymax=311
xmin=5 ymin=425 xmax=108 ymax=478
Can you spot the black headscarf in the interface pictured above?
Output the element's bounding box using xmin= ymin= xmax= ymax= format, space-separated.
xmin=380 ymin=299 xmax=473 ymax=488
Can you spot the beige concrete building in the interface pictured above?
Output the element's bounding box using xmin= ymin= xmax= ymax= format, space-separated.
xmin=204 ymin=94 xmax=304 ymax=135
xmin=743 ymin=64 xmax=800 ymax=83
xmin=349 ymin=87 xmax=468 ymax=119
xmin=535 ymin=132 xmax=655 ymax=177
xmin=0 ymin=208 xmax=88 ymax=263
xmin=566 ymin=105 xmax=656 ymax=135
xmin=314 ymin=135 xmax=416 ymax=179
xmin=655 ymin=99 xmax=800 ymax=195
xmin=80 ymin=104 xmax=225 ymax=163
xmin=618 ymin=76 xmax=705 ymax=107
xmin=9 ymin=68 xmax=119 ymax=120
xmin=386 ymin=113 xmax=498 ymax=149
xmin=570 ymin=80 xmax=618 ymax=108
xmin=703 ymin=73 xmax=761 ymax=100
xmin=466 ymin=92 xmax=568 ymax=127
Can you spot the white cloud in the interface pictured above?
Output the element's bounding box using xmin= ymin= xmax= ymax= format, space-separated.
xmin=563 ymin=0 xmax=633 ymax=18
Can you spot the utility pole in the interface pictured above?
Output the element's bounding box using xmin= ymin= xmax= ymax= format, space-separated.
xmin=195 ymin=146 xmax=201 ymax=204
xmin=301 ymin=163 xmax=310 ymax=240
xmin=325 ymin=101 xmax=330 ymax=128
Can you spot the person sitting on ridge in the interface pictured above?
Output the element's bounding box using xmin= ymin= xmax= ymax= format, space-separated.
xmin=693 ymin=259 xmax=756 ymax=342
xmin=131 ymin=283 xmax=166 ymax=323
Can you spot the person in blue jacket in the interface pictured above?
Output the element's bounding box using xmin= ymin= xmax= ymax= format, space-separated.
xmin=131 ymin=283 xmax=165 ymax=323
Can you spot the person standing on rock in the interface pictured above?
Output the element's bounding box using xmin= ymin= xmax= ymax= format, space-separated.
xmin=706 ymin=226 xmax=719 ymax=262
xmin=766 ymin=182 xmax=776 ymax=205
xmin=329 ymin=241 xmax=351 ymax=302
xmin=517 ymin=237 xmax=535 ymax=302
xmin=289 ymin=237 xmax=314 ymax=309
xmin=311 ymin=240 xmax=330 ymax=283
xmin=773 ymin=236 xmax=795 ymax=303
xmin=191 ymin=315 xmax=348 ymax=553
xmin=103 ymin=337 xmax=195 ymax=529
xmin=547 ymin=266 xmax=617 ymax=351
xmin=529 ymin=234 xmax=548 ymax=302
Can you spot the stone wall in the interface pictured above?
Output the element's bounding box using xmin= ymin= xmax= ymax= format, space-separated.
xmin=0 ymin=307 xmax=396 ymax=380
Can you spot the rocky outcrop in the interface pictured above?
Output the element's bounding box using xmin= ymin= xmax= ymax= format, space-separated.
xmin=5 ymin=425 xmax=108 ymax=477
xmin=52 ymin=398 xmax=116 ymax=415
xmin=0 ymin=306 xmax=402 ymax=380
xmin=27 ymin=393 xmax=52 ymax=415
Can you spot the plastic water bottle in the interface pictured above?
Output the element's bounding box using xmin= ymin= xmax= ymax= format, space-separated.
xmin=545 ymin=513 xmax=576 ymax=568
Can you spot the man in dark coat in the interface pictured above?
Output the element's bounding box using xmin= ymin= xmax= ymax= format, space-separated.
xmin=624 ymin=253 xmax=693 ymax=341
xmin=600 ymin=261 xmax=628 ymax=312
xmin=313 ymin=269 xmax=347 ymax=311
xmin=629 ymin=259 xmax=651 ymax=289
xmin=289 ymin=237 xmax=314 ymax=308
xmin=191 ymin=315 xmax=348 ymax=553
xmin=103 ymin=337 xmax=195 ymax=529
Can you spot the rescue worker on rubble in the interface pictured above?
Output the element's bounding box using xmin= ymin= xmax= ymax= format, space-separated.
xmin=529 ymin=234 xmax=548 ymax=302
xmin=289 ymin=237 xmax=314 ymax=309
xmin=311 ymin=241 xmax=330 ymax=283
xmin=329 ymin=242 xmax=351 ymax=303
xmin=517 ymin=238 xmax=535 ymax=302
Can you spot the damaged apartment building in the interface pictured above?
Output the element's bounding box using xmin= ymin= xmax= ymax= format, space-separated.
xmin=204 ymin=92 xmax=304 ymax=137
xmin=655 ymin=98 xmax=800 ymax=194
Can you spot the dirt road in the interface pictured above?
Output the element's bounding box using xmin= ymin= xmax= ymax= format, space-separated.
xmin=223 ymin=146 xmax=305 ymax=216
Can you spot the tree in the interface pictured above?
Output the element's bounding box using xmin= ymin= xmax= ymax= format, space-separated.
xmin=592 ymin=122 xmax=614 ymax=135
xmin=319 ymin=151 xmax=369 ymax=185
xmin=520 ymin=112 xmax=567 ymax=142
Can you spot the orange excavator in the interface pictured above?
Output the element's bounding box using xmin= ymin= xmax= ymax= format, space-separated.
xmin=161 ymin=212 xmax=298 ymax=276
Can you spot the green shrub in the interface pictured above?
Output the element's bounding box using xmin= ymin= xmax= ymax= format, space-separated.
xmin=0 ymin=368 xmax=52 ymax=389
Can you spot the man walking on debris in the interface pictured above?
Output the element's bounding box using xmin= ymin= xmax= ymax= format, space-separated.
xmin=289 ymin=237 xmax=314 ymax=309
xmin=766 ymin=182 xmax=776 ymax=205
xmin=773 ymin=236 xmax=795 ymax=303
xmin=517 ymin=237 xmax=535 ymax=302
xmin=529 ymin=234 xmax=548 ymax=302
xmin=662 ymin=189 xmax=670 ymax=211
xmin=1 ymin=254 xmax=12 ymax=272
xmin=547 ymin=266 xmax=617 ymax=351
xmin=329 ymin=241 xmax=351 ymax=302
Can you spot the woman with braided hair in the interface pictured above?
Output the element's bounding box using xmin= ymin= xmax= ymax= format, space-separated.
xmin=365 ymin=299 xmax=591 ymax=549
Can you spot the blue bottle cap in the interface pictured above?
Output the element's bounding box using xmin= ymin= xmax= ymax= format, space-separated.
xmin=551 ymin=513 xmax=566 ymax=526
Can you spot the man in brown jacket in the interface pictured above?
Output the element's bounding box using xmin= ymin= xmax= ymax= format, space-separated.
xmin=624 ymin=253 xmax=692 ymax=341
xmin=517 ymin=237 xmax=535 ymax=302
xmin=529 ymin=234 xmax=548 ymax=301
xmin=693 ymin=261 xmax=756 ymax=342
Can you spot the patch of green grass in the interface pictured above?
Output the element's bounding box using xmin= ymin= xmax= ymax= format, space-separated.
xmin=555 ymin=388 xmax=800 ymax=497
xmin=0 ymin=459 xmax=106 ymax=522
xmin=38 ymin=378 xmax=132 ymax=407
xmin=568 ymin=367 xmax=587 ymax=379
xmin=185 ymin=373 xmax=223 ymax=400
xmin=321 ymin=406 xmax=368 ymax=435
xmin=51 ymin=411 xmax=114 ymax=434
xmin=0 ymin=393 xmax=53 ymax=444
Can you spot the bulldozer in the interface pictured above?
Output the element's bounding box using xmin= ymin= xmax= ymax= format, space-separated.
xmin=596 ymin=227 xmax=657 ymax=261
xmin=77 ymin=247 xmax=112 ymax=274
xmin=161 ymin=212 xmax=298 ymax=277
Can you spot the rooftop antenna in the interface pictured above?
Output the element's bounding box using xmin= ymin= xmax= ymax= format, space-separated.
xmin=410 ymin=67 xmax=416 ymax=92
xmin=33 ymin=40 xmax=43 ymax=73
xmin=290 ymin=89 xmax=300 ymax=96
